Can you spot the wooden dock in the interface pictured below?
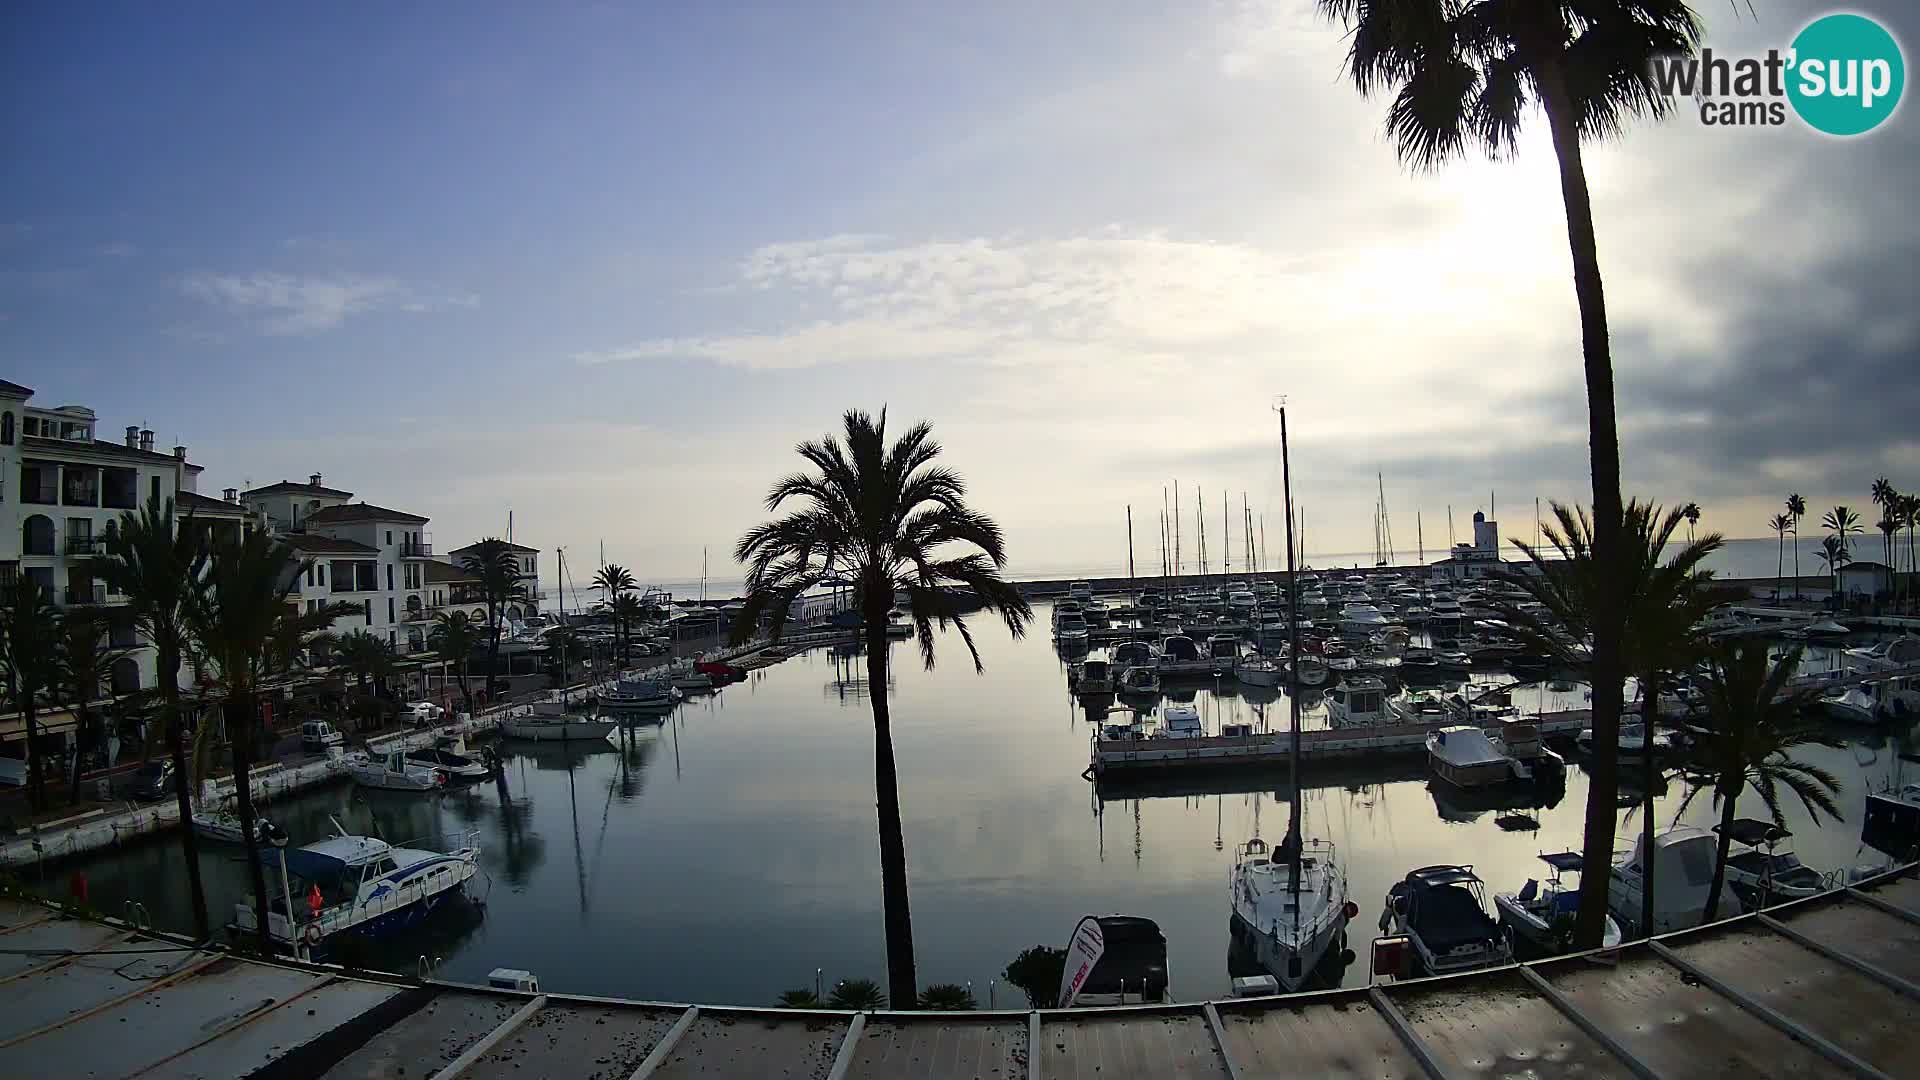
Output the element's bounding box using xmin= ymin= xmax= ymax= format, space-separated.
xmin=1089 ymin=710 xmax=1593 ymax=778
xmin=3 ymin=862 xmax=1916 ymax=1078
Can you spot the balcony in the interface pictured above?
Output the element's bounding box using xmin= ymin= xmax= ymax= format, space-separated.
xmin=65 ymin=536 xmax=102 ymax=556
xmin=64 ymin=583 xmax=109 ymax=606
xmin=21 ymin=486 xmax=57 ymax=506
xmin=402 ymin=605 xmax=431 ymax=623
xmin=400 ymin=539 xmax=433 ymax=558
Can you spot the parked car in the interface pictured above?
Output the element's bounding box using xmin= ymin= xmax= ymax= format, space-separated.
xmin=300 ymin=720 xmax=344 ymax=751
xmin=405 ymin=702 xmax=445 ymax=726
xmin=130 ymin=759 xmax=176 ymax=801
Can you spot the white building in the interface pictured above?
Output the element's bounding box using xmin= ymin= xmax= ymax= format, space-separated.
xmin=0 ymin=380 xmax=249 ymax=699
xmin=1837 ymin=561 xmax=1895 ymax=600
xmin=444 ymin=540 xmax=542 ymax=620
xmin=245 ymin=494 xmax=436 ymax=657
xmin=1428 ymin=512 xmax=1507 ymax=582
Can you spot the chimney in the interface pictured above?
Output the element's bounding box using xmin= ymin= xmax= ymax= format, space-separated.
xmin=172 ymin=445 xmax=186 ymax=461
xmin=223 ymin=487 xmax=238 ymax=503
xmin=309 ymin=472 xmax=323 ymax=487
xmin=125 ymin=425 xmax=138 ymax=448
xmin=138 ymin=429 xmax=154 ymax=452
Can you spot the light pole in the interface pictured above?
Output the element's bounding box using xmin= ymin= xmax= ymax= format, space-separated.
xmin=268 ymin=823 xmax=300 ymax=962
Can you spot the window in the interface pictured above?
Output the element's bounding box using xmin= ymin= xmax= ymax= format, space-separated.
xmin=150 ymin=475 xmax=160 ymax=504
xmin=363 ymin=599 xmax=371 ymax=625
xmin=385 ymin=530 xmax=392 ymax=545
xmin=0 ymin=412 xmax=11 ymax=445
xmin=319 ymin=564 xmax=327 ymax=587
xmin=305 ymin=566 xmax=314 ymax=587
xmin=387 ymin=597 xmax=395 ymax=623
xmin=386 ymin=564 xmax=393 ymax=590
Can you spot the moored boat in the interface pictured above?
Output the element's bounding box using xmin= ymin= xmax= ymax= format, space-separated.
xmin=1378 ymin=865 xmax=1510 ymax=976
xmin=1494 ymin=852 xmax=1622 ymax=956
xmin=1718 ymin=819 xmax=1834 ymax=908
xmin=1231 ymin=836 xmax=1353 ymax=991
xmin=347 ymin=749 xmax=446 ymax=792
xmin=498 ymin=704 xmax=619 ymax=742
xmin=234 ymin=826 xmax=479 ymax=953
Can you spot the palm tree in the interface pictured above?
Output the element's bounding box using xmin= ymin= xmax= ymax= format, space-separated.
xmin=1822 ymin=506 xmax=1863 ymax=603
xmin=918 ymin=983 xmax=978 ymax=1010
xmin=0 ymin=578 xmax=63 ymax=811
xmin=733 ymin=409 xmax=1032 ymax=1004
xmin=609 ymin=592 xmax=646 ymax=669
xmin=1495 ymin=500 xmax=1721 ymax=943
xmin=826 ymin=978 xmax=887 ymax=1010
xmin=459 ymin=539 xmax=525 ymax=696
xmin=94 ymin=496 xmax=213 ymax=939
xmin=331 ymin=630 xmax=395 ymax=730
xmin=1903 ymin=494 xmax=1920 ymax=611
xmin=429 ymin=611 xmax=479 ymax=714
xmin=1681 ymin=502 xmax=1701 ymax=544
xmin=1877 ymin=513 xmax=1901 ymax=607
xmin=1767 ymin=513 xmax=1792 ymax=602
xmin=56 ymin=614 xmax=128 ymax=804
xmin=1873 ymin=478 xmax=1903 ymax=608
xmin=593 ymin=564 xmax=638 ymax=665
xmin=1786 ymin=493 xmax=1807 ymax=599
xmin=1312 ymin=4 xmax=1704 ymax=947
xmin=189 ymin=531 xmax=353 ymax=953
xmin=1816 ymin=536 xmax=1847 ymax=601
xmin=1683 ymin=642 xmax=1842 ymax=923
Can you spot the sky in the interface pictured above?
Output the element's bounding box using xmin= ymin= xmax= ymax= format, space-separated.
xmin=4 ymin=1 xmax=1916 ymax=585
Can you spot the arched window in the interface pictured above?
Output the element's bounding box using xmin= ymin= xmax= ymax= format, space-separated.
xmin=22 ymin=514 xmax=55 ymax=556
xmin=1 ymin=411 xmax=13 ymax=445
xmin=110 ymin=656 xmax=141 ymax=695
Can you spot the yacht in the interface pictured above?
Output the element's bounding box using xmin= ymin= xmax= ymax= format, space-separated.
xmin=1338 ymin=604 xmax=1393 ymax=636
xmin=1076 ymin=652 xmax=1116 ymax=695
xmin=1429 ymin=597 xmax=1466 ymax=623
xmin=498 ymin=703 xmax=619 ymax=742
xmin=1494 ymin=853 xmax=1623 ymax=955
xmin=1083 ymin=600 xmax=1112 ymax=626
xmin=1068 ymin=581 xmax=1094 ymax=602
xmin=1399 ymin=688 xmax=1463 ymax=726
xmin=1227 ymin=589 xmax=1259 ymax=613
xmin=1819 ymin=683 xmax=1877 ymax=724
xmin=1379 ymin=865 xmax=1510 ymax=976
xmin=1110 ymin=640 xmax=1156 ymax=669
xmin=1117 ymin=665 xmax=1162 ymax=697
xmin=1577 ymin=721 xmax=1672 ymax=757
xmin=347 ymin=749 xmax=446 ymax=792
xmin=192 ymin=802 xmax=275 ymax=845
xmin=1399 ymin=646 xmax=1438 ymax=670
xmin=1846 ymin=636 xmax=1920 ymax=672
xmin=1235 ymin=653 xmax=1284 ymax=687
xmin=1806 ymin=618 xmax=1851 ymax=639
xmin=1325 ymin=675 xmax=1400 ymax=727
xmin=1607 ymin=825 xmax=1735 ymax=936
xmin=1160 ymin=704 xmax=1203 ymax=738
xmin=1426 ymin=726 xmax=1523 ymax=788
xmin=1206 ymin=634 xmax=1242 ymax=674
xmin=233 ymin=825 xmax=479 ymax=952
xmin=1718 ymin=820 xmax=1833 ymax=908
xmin=1055 ymin=611 xmax=1091 ymax=645
xmin=601 ymin=675 xmax=679 ymax=710
xmin=1157 ymin=635 xmax=1211 ymax=675
xmin=406 ymin=737 xmax=491 ymax=781
xmin=1230 ymin=836 xmax=1353 ymax=991
xmin=669 ymin=658 xmax=714 ymax=691
xmin=1288 ymin=654 xmax=1330 ymax=687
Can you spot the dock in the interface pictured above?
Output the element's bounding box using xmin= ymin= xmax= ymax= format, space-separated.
xmin=1089 ymin=710 xmax=1593 ymax=778
xmin=2 ymin=862 xmax=1916 ymax=1078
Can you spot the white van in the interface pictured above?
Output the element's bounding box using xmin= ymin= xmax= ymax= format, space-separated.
xmin=300 ymin=720 xmax=344 ymax=751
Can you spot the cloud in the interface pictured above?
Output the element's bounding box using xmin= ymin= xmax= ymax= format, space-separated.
xmin=98 ymin=242 xmax=139 ymax=258
xmin=179 ymin=272 xmax=475 ymax=334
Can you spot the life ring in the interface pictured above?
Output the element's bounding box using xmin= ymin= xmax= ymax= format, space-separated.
xmin=304 ymin=922 xmax=324 ymax=946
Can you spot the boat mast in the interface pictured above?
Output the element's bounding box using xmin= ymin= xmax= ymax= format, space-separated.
xmin=1259 ymin=514 xmax=1267 ymax=577
xmin=1174 ymin=481 xmax=1182 ymax=581
xmin=1276 ymin=402 xmax=1303 ymax=916
xmin=1197 ymin=488 xmax=1207 ymax=577
xmin=1417 ymin=512 xmax=1425 ymax=567
xmin=1223 ymin=489 xmax=1231 ymax=576
xmin=1127 ymin=504 xmax=1135 ymax=582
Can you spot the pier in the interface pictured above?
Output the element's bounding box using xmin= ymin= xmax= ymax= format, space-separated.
xmin=1089 ymin=711 xmax=1593 ymax=778
xmin=2 ymin=861 xmax=1915 ymax=1078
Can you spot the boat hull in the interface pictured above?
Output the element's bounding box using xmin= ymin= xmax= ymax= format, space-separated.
xmin=1428 ymin=755 xmax=1515 ymax=789
xmin=1229 ymin=908 xmax=1347 ymax=993
xmin=499 ymin=717 xmax=620 ymax=742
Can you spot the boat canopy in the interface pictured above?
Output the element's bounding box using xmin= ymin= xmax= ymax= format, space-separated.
xmin=1407 ymin=864 xmax=1481 ymax=890
xmin=1715 ymin=818 xmax=1791 ymax=847
xmin=1429 ymin=726 xmax=1506 ymax=766
xmin=1538 ymin=852 xmax=1585 ymax=872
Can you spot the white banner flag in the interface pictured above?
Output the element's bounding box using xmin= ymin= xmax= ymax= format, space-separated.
xmin=1057 ymin=916 xmax=1106 ymax=1009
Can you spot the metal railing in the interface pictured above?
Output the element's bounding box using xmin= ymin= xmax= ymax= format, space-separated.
xmin=64 ymin=536 xmax=101 ymax=555
xmin=401 ymin=540 xmax=433 ymax=557
xmin=63 ymin=583 xmax=109 ymax=606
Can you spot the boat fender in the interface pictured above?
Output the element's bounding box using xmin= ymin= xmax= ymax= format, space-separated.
xmin=305 ymin=922 xmax=324 ymax=946
xmin=1342 ymin=900 xmax=1359 ymax=921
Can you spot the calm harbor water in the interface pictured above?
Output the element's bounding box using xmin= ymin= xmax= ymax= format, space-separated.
xmin=46 ymin=603 xmax=1914 ymax=1006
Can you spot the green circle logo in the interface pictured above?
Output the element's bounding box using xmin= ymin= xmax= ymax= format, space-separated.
xmin=1787 ymin=13 xmax=1905 ymax=136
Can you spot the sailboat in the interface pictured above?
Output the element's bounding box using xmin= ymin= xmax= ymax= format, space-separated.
xmin=1228 ymin=402 xmax=1354 ymax=992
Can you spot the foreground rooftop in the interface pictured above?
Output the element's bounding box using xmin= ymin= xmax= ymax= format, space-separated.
xmin=1 ymin=861 xmax=1916 ymax=1078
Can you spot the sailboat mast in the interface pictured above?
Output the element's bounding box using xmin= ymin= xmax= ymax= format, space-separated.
xmin=1259 ymin=514 xmax=1267 ymax=577
xmin=1277 ymin=403 xmax=1304 ymax=907
xmin=1223 ymin=489 xmax=1230 ymax=576
xmin=1174 ymin=481 xmax=1182 ymax=580
xmin=1417 ymin=512 xmax=1425 ymax=567
xmin=1197 ymin=488 xmax=1207 ymax=577
xmin=1127 ymin=505 xmax=1135 ymax=582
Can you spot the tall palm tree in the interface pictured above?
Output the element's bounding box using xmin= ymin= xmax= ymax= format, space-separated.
xmin=1495 ymin=500 xmax=1721 ymax=943
xmin=1314 ymin=0 xmax=1703 ymax=947
xmin=459 ymin=539 xmax=525 ymax=696
xmin=592 ymin=563 xmax=638 ymax=666
xmin=1822 ymin=505 xmax=1863 ymax=602
xmin=189 ymin=532 xmax=351 ymax=953
xmin=429 ymin=611 xmax=479 ymax=714
xmin=0 ymin=578 xmax=63 ymax=811
xmin=56 ymin=614 xmax=128 ymax=804
xmin=1767 ymin=513 xmax=1792 ymax=602
xmin=1786 ymin=493 xmax=1807 ymax=599
xmin=331 ymin=630 xmax=395 ymax=730
xmin=1877 ymin=513 xmax=1901 ymax=606
xmin=1681 ymin=502 xmax=1701 ymax=544
xmin=1903 ymin=494 xmax=1920 ymax=611
xmin=1683 ymin=642 xmax=1842 ymax=923
xmin=1816 ymin=536 xmax=1847 ymax=601
xmin=609 ymin=592 xmax=645 ymax=668
xmin=732 ymin=409 xmax=1032 ymax=1004
xmin=94 ymin=496 xmax=213 ymax=939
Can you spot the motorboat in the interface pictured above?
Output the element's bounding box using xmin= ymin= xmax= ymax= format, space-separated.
xmin=602 ymin=675 xmax=679 ymax=710
xmin=1494 ymin=852 xmax=1623 ymax=956
xmin=1083 ymin=600 xmax=1111 ymax=626
xmin=1379 ymin=865 xmax=1510 ymax=976
xmin=1400 ymin=646 xmax=1438 ymax=670
xmin=1235 ymin=654 xmax=1284 ymax=687
xmin=1227 ymin=590 xmax=1259 ymax=613
xmin=233 ymin=825 xmax=479 ymax=952
xmin=498 ymin=704 xmax=620 ymax=742
xmin=1607 ymin=825 xmax=1736 ymax=936
xmin=1206 ymin=634 xmax=1242 ymax=673
xmin=1806 ymin=618 xmax=1850 ymax=639
xmin=406 ymin=737 xmax=491 ymax=782
xmin=1110 ymin=640 xmax=1156 ymax=669
xmin=1864 ymin=781 xmax=1920 ymax=860
xmin=1068 ymin=581 xmax=1094 ymax=602
xmin=1160 ymin=704 xmax=1203 ymax=738
xmin=1338 ymin=604 xmax=1393 ymax=636
xmin=1399 ymin=688 xmax=1463 ymax=726
xmin=1846 ymin=636 xmax=1920 ymax=673
xmin=669 ymin=658 xmax=714 ymax=691
xmin=1717 ymin=819 xmax=1833 ymax=908
xmin=1076 ymin=653 xmax=1116 ymax=695
xmin=1871 ymin=676 xmax=1920 ymax=720
xmin=1157 ymin=635 xmax=1211 ymax=676
xmin=347 ymin=749 xmax=446 ymax=792
xmin=193 ymin=802 xmax=275 ymax=845
xmin=1118 ymin=665 xmax=1162 ymax=697
xmin=1325 ymin=675 xmax=1400 ymax=727
xmin=1055 ymin=611 xmax=1091 ymax=645
xmin=1427 ymin=726 xmax=1524 ymax=788
xmin=1230 ymin=836 xmax=1354 ymax=991
xmin=1577 ymin=722 xmax=1673 ymax=757
xmin=1288 ymin=655 xmax=1330 ymax=687
xmin=1434 ymin=647 xmax=1472 ymax=670
xmin=1818 ymin=684 xmax=1877 ymax=725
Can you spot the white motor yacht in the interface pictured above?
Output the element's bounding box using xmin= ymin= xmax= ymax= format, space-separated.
xmin=233 ymin=825 xmax=479 ymax=952
xmin=1718 ymin=820 xmax=1834 ymax=908
xmin=1495 ymin=852 xmax=1623 ymax=955
xmin=1235 ymin=654 xmax=1284 ymax=687
xmin=498 ymin=703 xmax=619 ymax=742
xmin=1076 ymin=652 xmax=1116 ymax=695
xmin=1231 ymin=836 xmax=1353 ymax=991
xmin=1117 ymin=665 xmax=1162 ymax=697
xmin=1325 ymin=675 xmax=1400 ymax=727
xmin=1160 ymin=704 xmax=1203 ymax=738
xmin=1607 ymin=825 xmax=1737 ymax=936
xmin=1338 ymin=604 xmax=1393 ymax=636
xmin=1818 ymin=684 xmax=1877 ymax=724
xmin=1426 ymin=726 xmax=1522 ymax=788
xmin=347 ymin=749 xmax=446 ymax=792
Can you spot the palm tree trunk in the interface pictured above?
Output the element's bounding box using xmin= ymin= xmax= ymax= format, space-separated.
xmin=1776 ymin=532 xmax=1784 ymax=601
xmin=863 ymin=587 xmax=916 ymax=1006
xmin=159 ymin=643 xmax=211 ymax=940
xmin=459 ymin=659 xmax=473 ymax=715
xmin=1702 ymin=777 xmax=1740 ymax=925
xmin=1639 ymin=675 xmax=1659 ymax=939
xmin=68 ymin=706 xmax=91 ymax=805
xmin=23 ymin=704 xmax=44 ymax=812
xmin=225 ymin=689 xmax=274 ymax=954
xmin=1792 ymin=524 xmax=1801 ymax=599
xmin=1540 ymin=62 xmax=1625 ymax=952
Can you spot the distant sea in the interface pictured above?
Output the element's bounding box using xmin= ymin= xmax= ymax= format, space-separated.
xmin=544 ymin=534 xmax=1863 ymax=609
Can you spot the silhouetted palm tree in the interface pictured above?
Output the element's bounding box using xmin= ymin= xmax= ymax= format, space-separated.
xmin=429 ymin=611 xmax=480 ymax=714
xmin=733 ymin=409 xmax=1032 ymax=1004
xmin=1681 ymin=642 xmax=1842 ymax=923
xmin=1817 ymin=536 xmax=1847 ymax=600
xmin=460 ymin=539 xmax=526 ymax=694
xmin=56 ymin=614 xmax=128 ymax=804
xmin=189 ymin=532 xmax=352 ymax=953
xmin=1869 ymin=478 xmax=1899 ymax=602
xmin=1682 ymin=502 xmax=1701 ymax=544
xmin=332 ymin=630 xmax=395 ymax=730
xmin=593 ymin=563 xmax=638 ymax=666
xmin=609 ymin=592 xmax=646 ymax=668
xmin=95 ymin=496 xmax=213 ymax=939
xmin=1786 ymin=493 xmax=1807 ymax=598
xmin=1496 ymin=500 xmax=1721 ymax=944
xmin=1767 ymin=513 xmax=1791 ymax=602
xmin=1312 ymin=2 xmax=1704 ymax=949
xmin=0 ymin=578 xmax=62 ymax=811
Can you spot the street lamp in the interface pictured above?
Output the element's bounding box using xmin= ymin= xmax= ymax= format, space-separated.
xmin=267 ymin=823 xmax=300 ymax=961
